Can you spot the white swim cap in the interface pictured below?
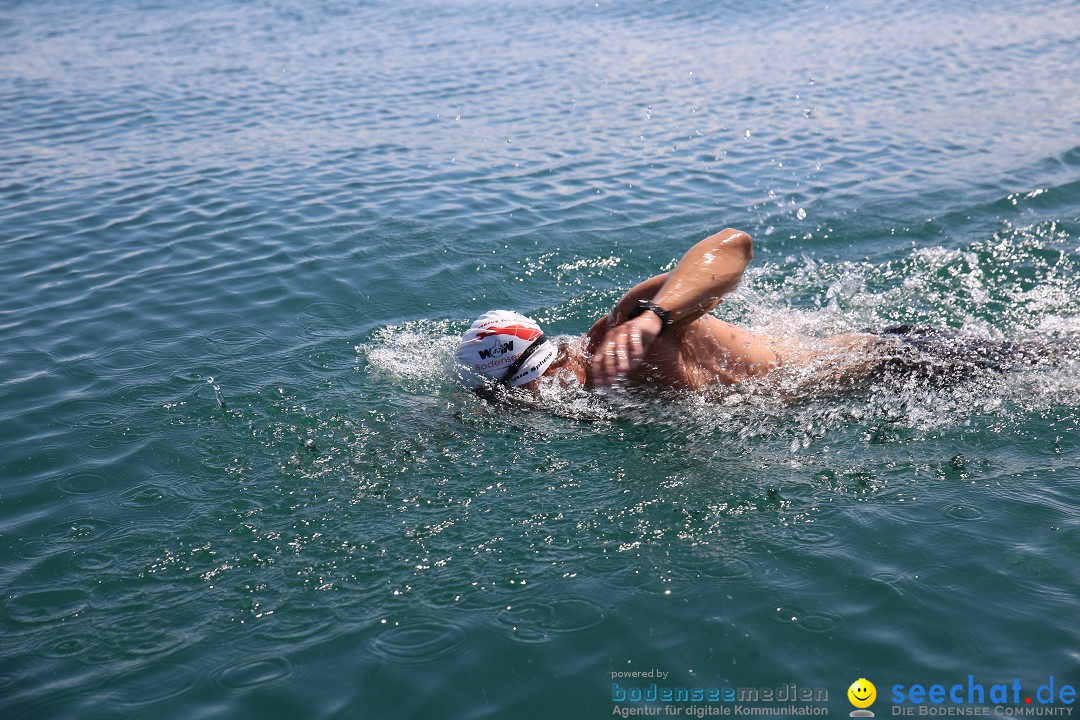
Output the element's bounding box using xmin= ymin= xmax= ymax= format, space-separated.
xmin=454 ymin=310 xmax=558 ymax=390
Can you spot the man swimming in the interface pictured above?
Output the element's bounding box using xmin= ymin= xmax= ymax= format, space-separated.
xmin=453 ymin=228 xmax=1039 ymax=399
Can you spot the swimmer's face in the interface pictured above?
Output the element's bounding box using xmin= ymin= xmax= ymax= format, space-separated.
xmin=848 ymin=679 xmax=876 ymax=708
xmin=542 ymin=343 xmax=570 ymax=375
xmin=541 ymin=342 xmax=587 ymax=387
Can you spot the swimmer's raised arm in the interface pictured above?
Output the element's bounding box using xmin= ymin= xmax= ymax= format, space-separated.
xmin=589 ymin=228 xmax=753 ymax=386
xmin=644 ymin=227 xmax=752 ymax=326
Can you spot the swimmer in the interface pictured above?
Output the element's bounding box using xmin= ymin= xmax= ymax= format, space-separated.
xmin=452 ymin=228 xmax=1053 ymax=399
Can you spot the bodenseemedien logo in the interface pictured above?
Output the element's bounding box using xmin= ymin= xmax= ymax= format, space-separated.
xmin=848 ymin=678 xmax=877 ymax=717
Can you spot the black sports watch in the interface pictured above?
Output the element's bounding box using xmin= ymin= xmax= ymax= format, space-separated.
xmin=627 ymin=299 xmax=673 ymax=334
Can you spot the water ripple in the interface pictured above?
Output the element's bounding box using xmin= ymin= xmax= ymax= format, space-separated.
xmin=3 ymin=588 xmax=90 ymax=626
xmin=109 ymin=661 xmax=202 ymax=707
xmin=213 ymin=656 xmax=294 ymax=691
xmin=493 ymin=597 xmax=607 ymax=644
xmin=370 ymin=619 xmax=471 ymax=663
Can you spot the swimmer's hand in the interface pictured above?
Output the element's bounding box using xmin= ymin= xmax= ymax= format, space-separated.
xmin=588 ymin=313 xmax=662 ymax=386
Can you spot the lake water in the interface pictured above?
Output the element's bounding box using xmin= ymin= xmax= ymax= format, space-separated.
xmin=1 ymin=1 xmax=1078 ymax=718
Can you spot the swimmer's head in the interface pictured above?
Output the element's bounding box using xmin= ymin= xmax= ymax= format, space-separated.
xmin=453 ymin=310 xmax=558 ymax=395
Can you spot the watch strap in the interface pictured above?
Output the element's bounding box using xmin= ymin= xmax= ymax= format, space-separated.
xmin=627 ymin=299 xmax=673 ymax=334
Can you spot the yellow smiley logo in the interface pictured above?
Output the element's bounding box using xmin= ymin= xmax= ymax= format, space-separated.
xmin=848 ymin=678 xmax=876 ymax=709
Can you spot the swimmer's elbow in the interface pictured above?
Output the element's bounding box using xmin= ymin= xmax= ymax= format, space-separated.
xmin=710 ymin=228 xmax=753 ymax=264
xmin=728 ymin=228 xmax=753 ymax=254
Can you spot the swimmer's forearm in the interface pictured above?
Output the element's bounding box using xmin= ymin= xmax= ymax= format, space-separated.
xmin=588 ymin=228 xmax=752 ymax=387
xmin=649 ymin=228 xmax=752 ymax=326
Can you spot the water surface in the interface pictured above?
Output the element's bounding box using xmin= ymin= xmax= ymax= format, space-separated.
xmin=2 ymin=1 xmax=1079 ymax=718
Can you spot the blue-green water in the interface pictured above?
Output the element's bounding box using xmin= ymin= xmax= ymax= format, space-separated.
xmin=2 ymin=1 xmax=1079 ymax=718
